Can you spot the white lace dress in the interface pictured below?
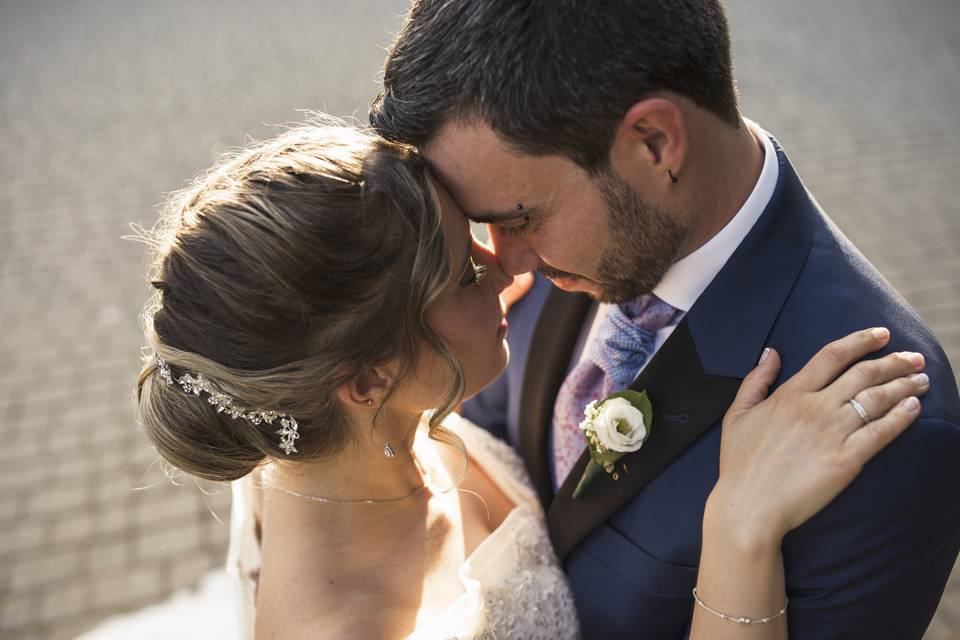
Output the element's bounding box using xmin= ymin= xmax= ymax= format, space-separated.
xmin=226 ymin=413 xmax=581 ymax=639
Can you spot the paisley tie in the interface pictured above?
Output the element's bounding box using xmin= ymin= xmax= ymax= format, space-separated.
xmin=551 ymin=294 xmax=679 ymax=487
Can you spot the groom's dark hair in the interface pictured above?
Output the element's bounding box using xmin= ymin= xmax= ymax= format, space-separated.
xmin=370 ymin=0 xmax=739 ymax=173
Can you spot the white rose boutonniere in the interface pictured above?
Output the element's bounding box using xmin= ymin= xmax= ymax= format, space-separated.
xmin=573 ymin=390 xmax=653 ymax=499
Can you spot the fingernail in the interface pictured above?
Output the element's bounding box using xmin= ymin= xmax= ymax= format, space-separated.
xmin=909 ymin=373 xmax=929 ymax=387
xmin=901 ymin=396 xmax=920 ymax=411
xmin=905 ymin=352 xmax=925 ymax=369
xmin=872 ymin=327 xmax=890 ymax=340
xmin=758 ymin=347 xmax=770 ymax=364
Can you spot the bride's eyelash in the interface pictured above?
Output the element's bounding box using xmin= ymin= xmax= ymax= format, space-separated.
xmin=462 ymin=256 xmax=488 ymax=287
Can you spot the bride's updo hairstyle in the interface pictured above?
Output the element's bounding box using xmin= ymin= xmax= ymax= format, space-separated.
xmin=134 ymin=122 xmax=464 ymax=482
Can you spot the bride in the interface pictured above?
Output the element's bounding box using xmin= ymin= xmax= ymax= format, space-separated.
xmin=135 ymin=121 xmax=928 ymax=639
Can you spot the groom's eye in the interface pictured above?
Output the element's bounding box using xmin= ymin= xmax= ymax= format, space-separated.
xmin=496 ymin=215 xmax=532 ymax=237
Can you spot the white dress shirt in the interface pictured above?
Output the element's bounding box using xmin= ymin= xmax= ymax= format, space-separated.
xmin=570 ymin=120 xmax=780 ymax=376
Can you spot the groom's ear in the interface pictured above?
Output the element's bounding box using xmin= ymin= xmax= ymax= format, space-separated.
xmin=610 ymin=96 xmax=688 ymax=188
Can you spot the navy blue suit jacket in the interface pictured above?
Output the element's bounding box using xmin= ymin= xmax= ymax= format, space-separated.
xmin=462 ymin=138 xmax=960 ymax=639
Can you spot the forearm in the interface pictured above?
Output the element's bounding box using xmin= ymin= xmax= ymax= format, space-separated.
xmin=689 ymin=492 xmax=788 ymax=640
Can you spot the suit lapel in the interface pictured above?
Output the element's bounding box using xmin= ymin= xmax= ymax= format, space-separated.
xmin=518 ymin=287 xmax=592 ymax=508
xmin=547 ymin=320 xmax=741 ymax=562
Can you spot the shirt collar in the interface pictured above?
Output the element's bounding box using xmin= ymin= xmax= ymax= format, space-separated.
xmin=652 ymin=119 xmax=779 ymax=313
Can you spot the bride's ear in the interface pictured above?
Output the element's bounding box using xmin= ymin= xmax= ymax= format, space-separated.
xmin=335 ymin=366 xmax=397 ymax=408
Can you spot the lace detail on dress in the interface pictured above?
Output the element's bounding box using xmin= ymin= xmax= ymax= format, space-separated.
xmin=434 ymin=415 xmax=581 ymax=640
xmin=472 ymin=508 xmax=581 ymax=639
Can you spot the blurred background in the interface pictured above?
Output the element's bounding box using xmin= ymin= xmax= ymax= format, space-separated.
xmin=1 ymin=0 xmax=958 ymax=638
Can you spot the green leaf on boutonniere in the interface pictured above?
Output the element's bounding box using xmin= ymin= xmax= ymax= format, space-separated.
xmin=572 ymin=389 xmax=653 ymax=499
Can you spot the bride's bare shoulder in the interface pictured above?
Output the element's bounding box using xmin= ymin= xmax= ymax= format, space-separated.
xmin=255 ymin=609 xmax=399 ymax=640
xmin=255 ymin=531 xmax=422 ymax=640
xmin=255 ymin=573 xmax=413 ymax=640
xmin=256 ymin=614 xmax=399 ymax=640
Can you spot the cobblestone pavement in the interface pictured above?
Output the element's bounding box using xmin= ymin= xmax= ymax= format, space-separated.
xmin=1 ymin=1 xmax=958 ymax=638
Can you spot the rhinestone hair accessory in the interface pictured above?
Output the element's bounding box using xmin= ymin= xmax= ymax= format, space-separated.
xmin=156 ymin=357 xmax=300 ymax=455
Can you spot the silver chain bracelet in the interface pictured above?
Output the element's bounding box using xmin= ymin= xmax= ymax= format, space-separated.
xmin=692 ymin=587 xmax=788 ymax=625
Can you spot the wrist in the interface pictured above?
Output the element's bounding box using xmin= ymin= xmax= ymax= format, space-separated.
xmin=704 ymin=485 xmax=786 ymax=556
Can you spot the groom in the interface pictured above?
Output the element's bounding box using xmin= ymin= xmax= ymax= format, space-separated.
xmin=370 ymin=1 xmax=960 ymax=637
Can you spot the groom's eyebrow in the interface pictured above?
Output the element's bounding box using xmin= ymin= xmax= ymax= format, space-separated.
xmin=466 ymin=206 xmax=540 ymax=224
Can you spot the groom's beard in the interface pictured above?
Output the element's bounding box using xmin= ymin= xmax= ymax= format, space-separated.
xmin=534 ymin=170 xmax=690 ymax=304
xmin=593 ymin=169 xmax=689 ymax=304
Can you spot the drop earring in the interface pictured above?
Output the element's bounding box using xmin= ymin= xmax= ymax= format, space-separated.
xmin=366 ymin=398 xmax=393 ymax=457
xmin=668 ymin=169 xmax=679 ymax=184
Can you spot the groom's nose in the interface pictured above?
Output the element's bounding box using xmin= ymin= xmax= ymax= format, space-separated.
xmin=473 ymin=239 xmax=516 ymax=295
xmin=487 ymin=224 xmax=540 ymax=276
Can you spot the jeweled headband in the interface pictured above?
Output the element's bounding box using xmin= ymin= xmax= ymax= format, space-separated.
xmin=156 ymin=357 xmax=300 ymax=455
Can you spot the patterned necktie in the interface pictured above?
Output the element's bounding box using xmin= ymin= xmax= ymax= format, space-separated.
xmin=551 ymin=294 xmax=679 ymax=488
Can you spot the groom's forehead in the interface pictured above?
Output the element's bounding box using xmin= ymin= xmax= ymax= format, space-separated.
xmin=423 ymin=122 xmax=515 ymax=180
xmin=423 ymin=122 xmax=575 ymax=216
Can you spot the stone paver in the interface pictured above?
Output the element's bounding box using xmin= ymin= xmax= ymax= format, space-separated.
xmin=0 ymin=1 xmax=957 ymax=639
